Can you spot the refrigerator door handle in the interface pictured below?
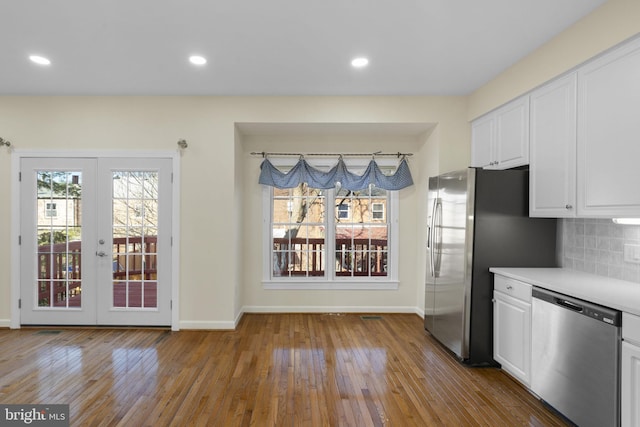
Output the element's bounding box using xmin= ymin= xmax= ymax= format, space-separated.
xmin=428 ymin=198 xmax=438 ymax=277
xmin=433 ymin=199 xmax=443 ymax=277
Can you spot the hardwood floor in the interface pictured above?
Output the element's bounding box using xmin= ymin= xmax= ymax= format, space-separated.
xmin=0 ymin=314 xmax=568 ymax=426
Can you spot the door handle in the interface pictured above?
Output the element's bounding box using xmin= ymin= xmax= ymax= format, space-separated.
xmin=96 ymin=251 xmax=108 ymax=257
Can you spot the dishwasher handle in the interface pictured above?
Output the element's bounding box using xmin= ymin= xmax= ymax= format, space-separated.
xmin=555 ymin=298 xmax=583 ymax=312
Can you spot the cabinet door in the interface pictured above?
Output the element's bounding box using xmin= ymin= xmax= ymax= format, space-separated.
xmin=471 ymin=114 xmax=494 ymax=168
xmin=577 ymin=37 xmax=640 ymax=216
xmin=530 ymin=73 xmax=577 ymax=217
xmin=622 ymin=341 xmax=640 ymax=427
xmin=495 ymin=96 xmax=529 ymax=170
xmin=493 ymin=291 xmax=531 ymax=386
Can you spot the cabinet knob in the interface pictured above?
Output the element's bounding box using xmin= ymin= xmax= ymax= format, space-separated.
xmin=565 ymin=204 xmax=573 ymax=210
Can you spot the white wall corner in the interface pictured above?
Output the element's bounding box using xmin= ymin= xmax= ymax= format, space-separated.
xmin=234 ymin=309 xmax=244 ymax=328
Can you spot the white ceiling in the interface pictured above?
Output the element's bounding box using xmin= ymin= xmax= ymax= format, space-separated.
xmin=2 ymin=0 xmax=607 ymax=96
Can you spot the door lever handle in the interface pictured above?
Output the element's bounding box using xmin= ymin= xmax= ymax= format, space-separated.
xmin=96 ymin=251 xmax=108 ymax=257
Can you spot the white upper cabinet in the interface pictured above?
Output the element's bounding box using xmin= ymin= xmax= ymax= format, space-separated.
xmin=471 ymin=114 xmax=494 ymax=168
xmin=496 ymin=96 xmax=530 ymax=169
xmin=577 ymin=37 xmax=640 ymax=217
xmin=529 ymin=73 xmax=577 ymax=217
xmin=471 ymin=96 xmax=529 ymax=170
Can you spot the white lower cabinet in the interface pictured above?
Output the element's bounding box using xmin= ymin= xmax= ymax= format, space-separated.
xmin=493 ymin=275 xmax=532 ymax=386
xmin=623 ymin=312 xmax=640 ymax=427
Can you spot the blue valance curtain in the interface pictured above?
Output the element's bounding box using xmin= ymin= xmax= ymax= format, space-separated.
xmin=258 ymin=157 xmax=413 ymax=191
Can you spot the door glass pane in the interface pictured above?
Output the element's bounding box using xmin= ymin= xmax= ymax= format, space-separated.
xmin=36 ymin=171 xmax=83 ymax=308
xmin=112 ymin=171 xmax=158 ymax=309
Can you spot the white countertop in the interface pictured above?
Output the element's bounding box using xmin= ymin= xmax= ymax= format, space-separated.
xmin=489 ymin=267 xmax=640 ymax=317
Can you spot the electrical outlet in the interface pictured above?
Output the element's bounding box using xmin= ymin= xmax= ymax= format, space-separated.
xmin=624 ymin=244 xmax=640 ymax=264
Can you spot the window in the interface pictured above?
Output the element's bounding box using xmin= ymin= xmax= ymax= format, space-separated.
xmin=263 ymin=158 xmax=399 ymax=290
xmin=337 ymin=203 xmax=350 ymax=219
xmin=372 ymin=202 xmax=385 ymax=220
xmin=45 ymin=202 xmax=57 ymax=217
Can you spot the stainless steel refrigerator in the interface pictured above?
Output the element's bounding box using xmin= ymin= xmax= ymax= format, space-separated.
xmin=424 ymin=167 xmax=557 ymax=365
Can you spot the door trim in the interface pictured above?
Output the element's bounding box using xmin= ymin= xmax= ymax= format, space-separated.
xmin=11 ymin=150 xmax=181 ymax=330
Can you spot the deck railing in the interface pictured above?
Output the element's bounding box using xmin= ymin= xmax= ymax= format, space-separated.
xmin=37 ymin=236 xmax=157 ymax=306
xmin=273 ymin=237 xmax=388 ymax=277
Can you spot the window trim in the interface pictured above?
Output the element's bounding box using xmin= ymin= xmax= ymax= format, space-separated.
xmin=261 ymin=157 xmax=399 ymax=290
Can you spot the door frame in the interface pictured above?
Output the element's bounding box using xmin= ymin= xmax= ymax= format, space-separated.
xmin=10 ymin=150 xmax=181 ymax=331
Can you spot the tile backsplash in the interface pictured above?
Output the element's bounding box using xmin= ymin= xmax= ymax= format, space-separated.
xmin=560 ymin=218 xmax=640 ymax=283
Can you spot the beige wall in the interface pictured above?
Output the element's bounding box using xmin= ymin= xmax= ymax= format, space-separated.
xmin=468 ymin=0 xmax=640 ymax=120
xmin=0 ymin=96 xmax=468 ymax=328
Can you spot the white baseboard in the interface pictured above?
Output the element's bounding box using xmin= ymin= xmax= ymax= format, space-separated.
xmin=179 ymin=320 xmax=236 ymax=330
xmin=180 ymin=307 xmax=422 ymax=330
xmin=1 ymin=310 xmax=422 ymax=331
xmin=243 ymin=305 xmax=422 ymax=315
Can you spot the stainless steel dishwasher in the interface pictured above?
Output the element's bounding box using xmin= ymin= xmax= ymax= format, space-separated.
xmin=531 ymin=287 xmax=621 ymax=427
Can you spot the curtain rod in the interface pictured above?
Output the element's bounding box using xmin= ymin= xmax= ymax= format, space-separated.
xmin=251 ymin=151 xmax=412 ymax=158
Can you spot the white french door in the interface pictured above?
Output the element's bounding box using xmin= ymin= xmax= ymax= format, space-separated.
xmin=20 ymin=156 xmax=173 ymax=326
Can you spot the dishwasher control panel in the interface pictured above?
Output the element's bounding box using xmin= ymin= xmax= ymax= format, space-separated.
xmin=532 ymin=287 xmax=622 ymax=326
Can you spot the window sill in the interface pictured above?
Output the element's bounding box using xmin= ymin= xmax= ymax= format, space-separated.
xmin=263 ymin=280 xmax=399 ymax=290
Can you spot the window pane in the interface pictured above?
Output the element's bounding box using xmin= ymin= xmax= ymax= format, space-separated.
xmin=334 ymin=185 xmax=389 ymax=278
xmin=271 ymin=184 xmax=325 ymax=278
xmin=272 ymin=251 xmax=291 ymax=277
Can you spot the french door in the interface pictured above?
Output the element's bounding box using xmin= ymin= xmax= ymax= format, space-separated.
xmin=20 ymin=157 xmax=173 ymax=326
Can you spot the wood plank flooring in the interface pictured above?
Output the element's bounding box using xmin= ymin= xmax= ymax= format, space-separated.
xmin=0 ymin=314 xmax=568 ymax=426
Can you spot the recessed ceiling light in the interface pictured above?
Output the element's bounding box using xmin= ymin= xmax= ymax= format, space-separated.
xmin=351 ymin=57 xmax=369 ymax=68
xmin=189 ymin=55 xmax=207 ymax=66
xmin=29 ymin=55 xmax=51 ymax=66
